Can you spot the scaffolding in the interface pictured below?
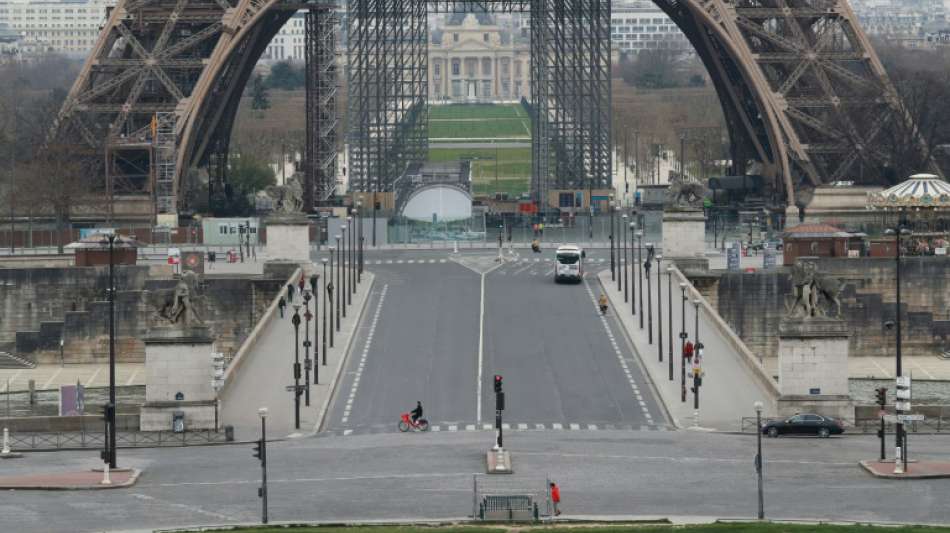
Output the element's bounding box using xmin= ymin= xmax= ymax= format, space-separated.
xmin=346 ymin=0 xmax=613 ymax=212
xmin=305 ymin=6 xmax=340 ymax=209
xmin=153 ymin=112 xmax=178 ymax=214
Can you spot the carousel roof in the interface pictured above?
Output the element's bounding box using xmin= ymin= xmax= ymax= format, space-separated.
xmin=867 ymin=173 xmax=950 ymax=209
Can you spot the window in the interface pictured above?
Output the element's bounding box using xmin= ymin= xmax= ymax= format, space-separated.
xmin=514 ymin=60 xmax=522 ymax=77
xmin=451 ymin=80 xmax=462 ymax=97
xmin=482 ymin=57 xmax=492 ymax=76
xmin=219 ymin=225 xmax=228 ymax=235
xmin=451 ymin=59 xmax=460 ymax=76
xmin=483 ymin=33 xmax=489 ymax=42
xmin=434 ymin=63 xmax=441 ymax=77
xmin=502 ymin=79 xmax=511 ymax=96
xmin=559 ymin=192 xmax=574 ymax=208
xmin=481 ymin=80 xmax=491 ymax=97
xmin=453 ymin=33 xmax=459 ymax=43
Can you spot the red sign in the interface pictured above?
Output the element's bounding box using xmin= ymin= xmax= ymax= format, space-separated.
xmin=518 ymin=202 xmax=537 ymax=214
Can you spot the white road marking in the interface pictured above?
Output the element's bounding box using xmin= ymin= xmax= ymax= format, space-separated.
xmin=125 ymin=367 xmax=140 ymax=386
xmin=909 ymin=359 xmax=936 ymax=380
xmin=588 ymin=424 xmax=598 ymax=430
xmin=42 ymin=367 xmax=63 ymax=390
xmin=502 ymin=423 xmax=510 ymax=430
xmin=535 ymin=423 xmax=545 ymax=430
xmin=449 ymin=425 xmax=458 ymax=432
xmin=431 ymin=426 xmax=441 ymax=432
xmin=476 ymin=262 xmax=503 ymax=424
xmin=870 ymin=358 xmax=892 ymax=378
xmin=518 ymin=423 xmax=528 ymax=430
xmin=343 ymin=429 xmax=353 ymax=436
xmin=569 ymin=423 xmax=580 ymax=430
xmin=483 ymin=423 xmax=493 ymax=430
xmin=129 ymin=493 xmax=233 ymax=521
xmin=552 ymin=423 xmax=563 ymax=430
xmin=84 ymin=367 xmax=102 ymax=387
xmin=340 ymin=284 xmax=388 ymax=425
xmin=466 ymin=424 xmax=475 ymax=431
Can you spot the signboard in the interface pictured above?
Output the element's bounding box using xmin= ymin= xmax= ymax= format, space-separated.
xmin=167 ymin=247 xmax=181 ymax=265
xmin=847 ymin=250 xmax=859 ymax=258
xmin=809 ymin=387 xmax=821 ymax=395
xmin=727 ymin=243 xmax=741 ymax=271
xmin=936 ymin=247 xmax=947 ymax=256
xmin=896 ymin=376 xmax=911 ymax=387
xmin=59 ymin=384 xmax=85 ymax=416
xmin=895 ymin=401 xmax=912 ymax=412
xmin=898 ymin=414 xmax=924 ymax=422
xmin=79 ymin=228 xmax=115 ymax=239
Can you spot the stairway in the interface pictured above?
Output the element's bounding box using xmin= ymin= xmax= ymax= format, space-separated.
xmin=0 ymin=351 xmax=36 ymax=369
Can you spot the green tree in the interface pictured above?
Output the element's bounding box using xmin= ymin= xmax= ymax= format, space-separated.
xmin=266 ymin=61 xmax=304 ymax=90
xmin=250 ymin=74 xmax=271 ymax=110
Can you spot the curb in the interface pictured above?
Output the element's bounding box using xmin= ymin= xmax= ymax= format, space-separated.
xmin=596 ymin=273 xmax=681 ymax=430
xmin=313 ymin=273 xmax=376 ymax=434
xmin=0 ymin=468 xmax=142 ymax=491
xmin=859 ymin=460 xmax=950 ymax=479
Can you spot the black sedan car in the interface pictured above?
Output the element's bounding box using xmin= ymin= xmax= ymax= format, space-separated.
xmin=761 ymin=413 xmax=844 ymax=438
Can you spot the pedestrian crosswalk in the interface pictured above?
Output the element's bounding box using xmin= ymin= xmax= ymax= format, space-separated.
xmin=324 ymin=421 xmax=671 ymax=437
xmin=363 ymin=257 xmax=609 ymax=266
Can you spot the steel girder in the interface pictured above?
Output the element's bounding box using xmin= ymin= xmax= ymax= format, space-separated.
xmin=305 ymin=7 xmax=338 ymax=209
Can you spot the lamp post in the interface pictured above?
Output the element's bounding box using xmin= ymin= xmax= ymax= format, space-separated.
xmin=322 ymin=258 xmax=331 ymax=356
xmin=629 ymin=222 xmax=635 ymax=315
xmin=291 ymin=305 xmax=301 ymax=430
xmin=302 ymin=291 xmax=312 ymax=406
xmin=310 ymin=275 xmax=320 ymax=383
xmin=679 ymin=281 xmax=688 ymax=401
xmin=885 ymin=224 xmax=911 ymax=473
xmin=327 ymin=251 xmax=335 ymax=346
xmin=656 ymin=253 xmax=663 ymax=368
xmin=347 ymin=215 xmax=354 ymax=303
xmin=694 ymin=299 xmax=701 ymax=347
xmin=257 ymin=407 xmax=268 ymax=524
xmin=335 ymin=235 xmax=342 ymax=326
xmin=636 ymin=230 xmax=644 ymax=328
xmin=340 ymin=229 xmax=347 ymax=317
xmin=357 ymin=201 xmax=364 ymax=280
xmin=754 ymin=400 xmax=765 ymax=520
xmin=645 ymin=243 xmax=654 ymax=345
xmin=610 ymin=202 xmax=616 ymax=283
xmin=621 ymin=214 xmax=628 ymax=300
xmin=667 ymin=265 xmax=674 ymax=366
xmin=105 ymin=233 xmax=117 ymax=468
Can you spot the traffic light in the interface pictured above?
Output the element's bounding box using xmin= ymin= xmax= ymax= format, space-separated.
xmin=876 ymin=387 xmax=887 ymax=407
xmin=493 ymin=375 xmax=503 ymax=393
xmin=252 ymin=438 xmax=265 ymax=464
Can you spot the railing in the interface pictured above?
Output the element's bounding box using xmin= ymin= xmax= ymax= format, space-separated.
xmin=9 ymin=429 xmax=228 ymax=450
xmin=739 ymin=416 xmax=949 ymax=434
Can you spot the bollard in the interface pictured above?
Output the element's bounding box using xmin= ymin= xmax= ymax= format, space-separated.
xmin=1 ymin=427 xmax=10 ymax=454
xmin=101 ymin=462 xmax=112 ymax=485
xmin=28 ymin=380 xmax=35 ymax=405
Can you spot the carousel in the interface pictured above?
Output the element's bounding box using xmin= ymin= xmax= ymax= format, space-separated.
xmin=867 ymin=173 xmax=950 ymax=253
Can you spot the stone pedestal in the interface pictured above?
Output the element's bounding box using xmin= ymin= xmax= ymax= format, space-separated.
xmin=777 ymin=317 xmax=853 ymax=420
xmin=265 ymin=213 xmax=310 ymax=264
xmin=662 ymin=208 xmax=705 ymax=258
xmin=140 ymin=326 xmax=217 ymax=431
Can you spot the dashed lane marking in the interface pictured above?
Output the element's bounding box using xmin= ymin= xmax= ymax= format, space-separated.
xmin=340 ymin=284 xmax=389 ymax=425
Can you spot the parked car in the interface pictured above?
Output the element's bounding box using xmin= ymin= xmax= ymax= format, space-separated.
xmin=761 ymin=413 xmax=844 ymax=438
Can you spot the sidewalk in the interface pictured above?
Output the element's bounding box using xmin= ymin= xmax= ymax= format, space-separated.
xmin=0 ymin=468 xmax=141 ymax=490
xmin=860 ymin=459 xmax=950 ymax=479
xmin=597 ymin=268 xmax=777 ymax=430
xmin=219 ymin=269 xmax=375 ymax=440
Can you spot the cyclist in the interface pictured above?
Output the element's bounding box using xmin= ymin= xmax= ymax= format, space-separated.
xmin=410 ymin=401 xmax=423 ymax=425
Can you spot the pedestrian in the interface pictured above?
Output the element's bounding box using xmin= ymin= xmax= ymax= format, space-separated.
xmin=287 ymin=283 xmax=295 ymax=303
xmin=549 ymin=481 xmax=561 ymax=516
xmin=207 ymin=250 xmax=215 ymax=270
xmin=539 ymin=222 xmax=544 ymax=237
xmin=298 ymin=273 xmax=306 ymax=293
xmin=278 ymin=296 xmax=286 ymax=318
xmin=684 ymin=339 xmax=694 ymax=362
xmin=532 ymin=223 xmax=539 ymax=237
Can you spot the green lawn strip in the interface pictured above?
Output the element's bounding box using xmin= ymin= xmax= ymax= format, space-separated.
xmin=428 ymin=147 xmax=532 ymax=162
xmin=429 ymin=104 xmax=524 ymax=120
xmin=472 ymin=160 xmax=532 ymax=179
xmin=180 ymin=523 xmax=950 ymax=533
xmin=428 ymin=119 xmax=532 ymax=139
xmin=472 ymin=179 xmax=530 ymax=197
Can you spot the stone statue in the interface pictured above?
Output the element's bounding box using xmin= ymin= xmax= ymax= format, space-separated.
xmin=148 ymin=271 xmax=204 ymax=327
xmin=665 ymin=174 xmax=707 ymax=209
xmin=264 ymin=175 xmax=304 ymax=214
xmin=786 ymin=261 xmax=842 ymax=319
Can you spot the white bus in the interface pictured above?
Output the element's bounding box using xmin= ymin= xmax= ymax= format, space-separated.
xmin=554 ymin=245 xmax=585 ymax=283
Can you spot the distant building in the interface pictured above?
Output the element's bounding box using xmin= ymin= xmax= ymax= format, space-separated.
xmin=428 ymin=13 xmax=530 ymax=102
xmin=0 ymin=0 xmax=113 ymax=56
xmin=611 ymin=0 xmax=691 ymax=57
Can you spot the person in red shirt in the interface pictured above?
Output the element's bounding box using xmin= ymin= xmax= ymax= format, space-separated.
xmin=550 ymin=481 xmax=561 ymax=516
xmin=684 ymin=340 xmax=694 ymax=362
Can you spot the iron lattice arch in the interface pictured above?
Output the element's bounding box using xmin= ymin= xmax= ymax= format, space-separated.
xmin=52 ymin=0 xmax=931 ymax=216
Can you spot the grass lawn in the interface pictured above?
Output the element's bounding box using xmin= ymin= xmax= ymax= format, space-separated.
xmin=428 ymin=119 xmax=531 ymax=139
xmin=429 ymin=146 xmax=532 ymax=197
xmin=429 ymin=103 xmax=527 ymax=120
xmin=182 ymin=523 xmax=950 ymax=533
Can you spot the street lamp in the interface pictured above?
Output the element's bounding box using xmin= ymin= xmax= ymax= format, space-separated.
xmin=694 ymin=299 xmax=701 ymax=348
xmin=630 ymin=223 xmax=636 ymax=317
xmin=885 ymin=224 xmax=912 ymax=473
xmin=257 ymin=407 xmax=268 ymax=524
xmin=655 ymin=253 xmax=664 ymax=368
xmin=302 ymin=290 xmax=313 ymax=406
xmin=322 ymin=257 xmax=331 ymax=356
xmin=621 ymin=214 xmax=628 ymax=300
xmin=340 ymin=228 xmax=348 ymax=317
xmin=645 ymin=243 xmax=654 ymax=345
xmin=335 ymin=234 xmax=342 ymax=326
xmin=357 ymin=201 xmax=364 ymax=280
xmin=347 ymin=215 xmax=355 ymax=303
xmin=104 ymin=233 xmax=117 ymax=468
xmin=636 ymin=230 xmax=644 ymax=328
xmin=679 ymin=281 xmax=688 ymax=401
xmin=754 ymin=400 xmax=765 ymax=520
xmin=667 ymin=265 xmax=674 ymax=367
xmin=290 ymin=304 xmax=301 ymax=430
xmin=610 ymin=202 xmax=616 ymax=282
xmin=310 ymin=275 xmax=320 ymax=383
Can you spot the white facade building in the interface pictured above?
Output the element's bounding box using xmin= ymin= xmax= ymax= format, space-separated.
xmin=262 ymin=11 xmax=307 ymax=62
xmin=0 ymin=0 xmax=113 ymax=56
xmin=611 ymin=1 xmax=691 ymax=56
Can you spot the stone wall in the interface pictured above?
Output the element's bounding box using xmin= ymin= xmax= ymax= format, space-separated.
xmin=4 ymin=266 xmax=283 ymax=364
xmin=689 ymin=256 xmax=950 ymax=365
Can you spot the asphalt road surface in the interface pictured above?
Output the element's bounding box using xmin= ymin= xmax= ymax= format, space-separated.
xmin=326 ymin=250 xmax=665 ymax=436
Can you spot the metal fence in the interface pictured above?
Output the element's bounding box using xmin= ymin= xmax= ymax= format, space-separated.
xmin=9 ymin=429 xmax=228 ymax=450
xmin=472 ymin=473 xmax=551 ymax=522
